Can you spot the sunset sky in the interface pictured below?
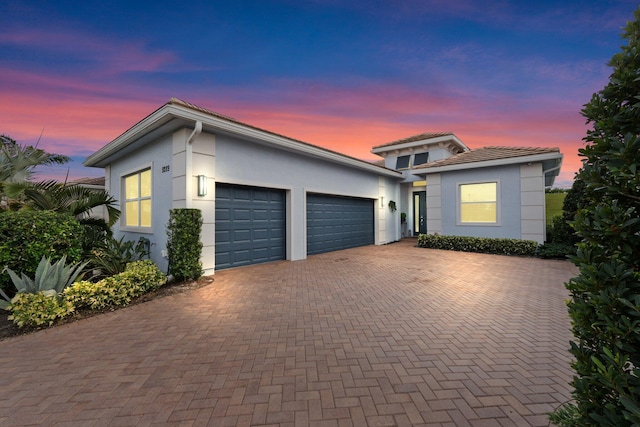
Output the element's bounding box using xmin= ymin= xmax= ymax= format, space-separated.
xmin=2 ymin=1 xmax=637 ymax=187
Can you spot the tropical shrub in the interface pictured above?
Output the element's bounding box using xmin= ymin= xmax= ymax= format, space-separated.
xmin=417 ymin=234 xmax=538 ymax=256
xmin=9 ymin=292 xmax=75 ymax=328
xmin=89 ymin=235 xmax=150 ymax=278
xmin=5 ymin=255 xmax=87 ymax=296
xmin=551 ymin=7 xmax=640 ymax=426
xmin=64 ymin=260 xmax=166 ymax=310
xmin=166 ymin=209 xmax=203 ymax=281
xmin=0 ymin=211 xmax=84 ymax=294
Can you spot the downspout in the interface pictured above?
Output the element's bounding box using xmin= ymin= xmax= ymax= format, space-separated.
xmin=187 ymin=121 xmax=202 ymax=144
xmin=185 ymin=121 xmax=202 ymax=208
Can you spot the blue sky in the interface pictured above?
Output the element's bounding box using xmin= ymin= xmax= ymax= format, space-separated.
xmin=1 ymin=0 xmax=637 ymax=186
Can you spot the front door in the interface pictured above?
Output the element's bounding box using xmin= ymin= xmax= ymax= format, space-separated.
xmin=413 ymin=191 xmax=426 ymax=236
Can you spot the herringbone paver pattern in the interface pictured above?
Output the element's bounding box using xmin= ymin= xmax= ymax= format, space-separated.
xmin=0 ymin=240 xmax=577 ymax=426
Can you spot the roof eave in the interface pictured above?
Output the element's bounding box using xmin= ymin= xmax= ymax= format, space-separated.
xmin=412 ymin=152 xmax=563 ymax=175
xmin=370 ymin=134 xmax=469 ymax=155
xmin=85 ymin=103 xmax=403 ymax=178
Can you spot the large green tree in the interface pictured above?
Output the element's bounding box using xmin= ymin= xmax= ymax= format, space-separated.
xmin=552 ymin=7 xmax=640 ymax=427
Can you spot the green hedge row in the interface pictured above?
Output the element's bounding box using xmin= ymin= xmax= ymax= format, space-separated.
xmin=416 ymin=233 xmax=539 ymax=256
xmin=0 ymin=211 xmax=84 ymax=294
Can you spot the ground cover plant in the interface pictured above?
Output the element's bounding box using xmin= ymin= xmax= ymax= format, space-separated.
xmin=551 ymin=7 xmax=640 ymax=426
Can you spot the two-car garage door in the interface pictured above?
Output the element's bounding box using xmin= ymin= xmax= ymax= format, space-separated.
xmin=215 ymin=184 xmax=374 ymax=269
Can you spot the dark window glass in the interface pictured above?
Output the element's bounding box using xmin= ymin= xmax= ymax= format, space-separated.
xmin=396 ymin=155 xmax=410 ymax=169
xmin=414 ymin=152 xmax=429 ymax=166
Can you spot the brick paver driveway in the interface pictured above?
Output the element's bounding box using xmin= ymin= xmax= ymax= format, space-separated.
xmin=0 ymin=240 xmax=577 ymax=426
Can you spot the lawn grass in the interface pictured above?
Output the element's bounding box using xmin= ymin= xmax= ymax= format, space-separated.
xmin=546 ymin=192 xmax=567 ymax=225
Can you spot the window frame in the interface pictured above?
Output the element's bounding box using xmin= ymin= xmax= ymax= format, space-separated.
xmin=396 ymin=155 xmax=411 ymax=170
xmin=413 ymin=152 xmax=429 ymax=167
xmin=456 ymin=180 xmax=500 ymax=226
xmin=120 ymin=164 xmax=153 ymax=233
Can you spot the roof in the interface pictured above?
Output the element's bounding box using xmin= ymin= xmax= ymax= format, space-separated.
xmin=68 ymin=176 xmax=105 ymax=186
xmin=370 ymin=132 xmax=469 ymax=155
xmin=371 ymin=132 xmax=455 ymax=149
xmin=413 ymin=146 xmax=563 ymax=186
xmin=414 ymin=146 xmax=561 ymax=169
xmin=85 ymin=98 xmax=402 ymax=178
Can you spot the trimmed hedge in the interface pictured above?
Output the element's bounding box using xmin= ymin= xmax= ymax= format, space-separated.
xmin=63 ymin=260 xmax=166 ymax=310
xmin=0 ymin=211 xmax=84 ymax=294
xmin=417 ymin=233 xmax=538 ymax=256
xmin=166 ymin=209 xmax=203 ymax=281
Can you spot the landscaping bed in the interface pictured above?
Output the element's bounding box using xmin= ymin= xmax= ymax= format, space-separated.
xmin=0 ymin=275 xmax=214 ymax=341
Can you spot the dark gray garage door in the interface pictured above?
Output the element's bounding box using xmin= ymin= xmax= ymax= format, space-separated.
xmin=215 ymin=183 xmax=285 ymax=269
xmin=307 ymin=193 xmax=374 ymax=255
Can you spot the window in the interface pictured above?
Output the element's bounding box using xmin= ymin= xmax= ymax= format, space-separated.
xmin=413 ymin=152 xmax=429 ymax=166
xmin=396 ymin=155 xmax=410 ymax=169
xmin=124 ymin=169 xmax=152 ymax=228
xmin=459 ymin=182 xmax=497 ymax=223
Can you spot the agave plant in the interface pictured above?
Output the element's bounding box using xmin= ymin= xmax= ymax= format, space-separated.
xmin=4 ymin=256 xmax=88 ymax=296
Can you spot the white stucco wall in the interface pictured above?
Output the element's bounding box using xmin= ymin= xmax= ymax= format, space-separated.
xmin=108 ymin=134 xmax=174 ymax=273
xmin=520 ymin=163 xmax=546 ymax=243
xmin=107 ymin=128 xmax=401 ymax=275
xmin=436 ymin=165 xmax=524 ymax=240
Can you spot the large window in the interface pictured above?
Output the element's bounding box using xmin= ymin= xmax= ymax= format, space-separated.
xmin=124 ymin=169 xmax=152 ymax=228
xmin=413 ymin=152 xmax=429 ymax=166
xmin=459 ymin=182 xmax=497 ymax=224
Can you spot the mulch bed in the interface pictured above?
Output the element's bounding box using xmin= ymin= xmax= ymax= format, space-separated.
xmin=0 ymin=276 xmax=214 ymax=341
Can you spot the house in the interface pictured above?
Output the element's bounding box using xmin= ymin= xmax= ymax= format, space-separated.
xmin=84 ymin=98 xmax=562 ymax=274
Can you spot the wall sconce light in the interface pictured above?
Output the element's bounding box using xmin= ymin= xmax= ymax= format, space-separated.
xmin=197 ymin=175 xmax=207 ymax=197
xmin=380 ymin=196 xmax=384 ymax=208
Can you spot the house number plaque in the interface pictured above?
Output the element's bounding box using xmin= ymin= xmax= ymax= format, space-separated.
xmin=161 ymin=165 xmax=170 ymax=173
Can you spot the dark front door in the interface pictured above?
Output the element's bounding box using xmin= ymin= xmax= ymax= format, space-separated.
xmin=413 ymin=191 xmax=426 ymax=236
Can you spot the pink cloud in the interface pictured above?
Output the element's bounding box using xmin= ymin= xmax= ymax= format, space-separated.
xmin=0 ymin=29 xmax=177 ymax=74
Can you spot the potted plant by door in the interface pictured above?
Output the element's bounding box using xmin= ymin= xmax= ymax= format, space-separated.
xmin=401 ymin=212 xmax=407 ymax=237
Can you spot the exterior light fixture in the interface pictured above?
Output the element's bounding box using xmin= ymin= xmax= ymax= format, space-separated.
xmin=380 ymin=196 xmax=384 ymax=208
xmin=197 ymin=175 xmax=207 ymax=197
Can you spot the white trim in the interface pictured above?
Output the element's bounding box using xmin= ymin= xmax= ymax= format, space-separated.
xmin=456 ymin=180 xmax=501 ymax=227
xmin=371 ymin=134 xmax=469 ymax=155
xmin=119 ymin=162 xmax=154 ymax=233
xmin=86 ymin=103 xmax=402 ymax=179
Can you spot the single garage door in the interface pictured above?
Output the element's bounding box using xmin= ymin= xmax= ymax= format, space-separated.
xmin=307 ymin=193 xmax=374 ymax=255
xmin=215 ymin=183 xmax=286 ymax=269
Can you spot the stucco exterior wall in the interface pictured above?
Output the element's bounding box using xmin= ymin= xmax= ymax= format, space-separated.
xmin=107 ymin=128 xmax=400 ymax=275
xmin=436 ymin=165 xmax=524 ymax=240
xmin=108 ymin=134 xmax=174 ymax=273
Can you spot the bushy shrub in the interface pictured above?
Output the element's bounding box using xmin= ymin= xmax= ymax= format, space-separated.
xmin=167 ymin=209 xmax=203 ymax=281
xmin=64 ymin=260 xmax=166 ymax=310
xmin=416 ymin=234 xmax=538 ymax=256
xmin=537 ymin=242 xmax=575 ymax=259
xmin=9 ymin=292 xmax=75 ymax=328
xmin=0 ymin=211 xmax=84 ymax=294
xmin=551 ymin=8 xmax=640 ymax=426
xmin=89 ymin=235 xmax=150 ymax=278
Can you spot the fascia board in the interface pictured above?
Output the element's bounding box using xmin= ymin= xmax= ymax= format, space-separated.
xmin=412 ymin=152 xmax=563 ymax=175
xmin=84 ymin=104 xmax=174 ymax=167
xmin=371 ymin=135 xmax=469 ymax=154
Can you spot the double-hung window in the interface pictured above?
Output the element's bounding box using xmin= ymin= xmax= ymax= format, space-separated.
xmin=124 ymin=168 xmax=152 ymax=228
xmin=459 ymin=182 xmax=498 ymax=224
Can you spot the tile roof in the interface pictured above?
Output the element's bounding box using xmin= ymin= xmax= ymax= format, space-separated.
xmin=168 ymin=98 xmax=399 ymax=174
xmin=68 ymin=176 xmax=106 ymax=186
xmin=414 ymin=146 xmax=561 ymax=169
xmin=371 ymin=132 xmax=455 ymax=150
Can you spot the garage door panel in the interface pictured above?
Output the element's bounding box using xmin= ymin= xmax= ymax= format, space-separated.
xmin=307 ymin=194 xmax=374 ymax=255
xmin=215 ymin=183 xmax=286 ymax=269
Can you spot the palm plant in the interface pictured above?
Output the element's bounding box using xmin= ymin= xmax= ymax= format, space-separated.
xmin=0 ymin=135 xmax=69 ymax=200
xmin=20 ymin=180 xmax=120 ymax=228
